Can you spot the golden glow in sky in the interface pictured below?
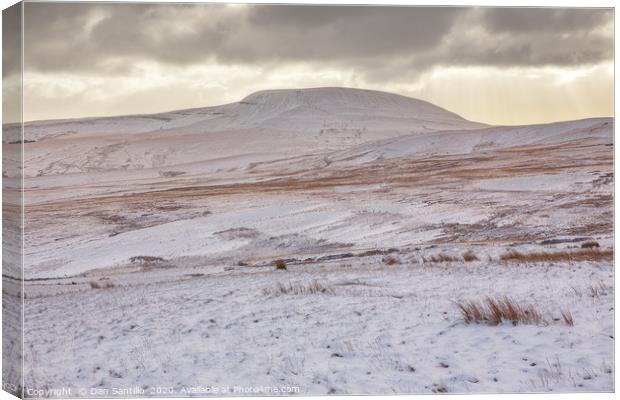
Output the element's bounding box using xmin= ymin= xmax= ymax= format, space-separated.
xmin=22 ymin=62 xmax=613 ymax=126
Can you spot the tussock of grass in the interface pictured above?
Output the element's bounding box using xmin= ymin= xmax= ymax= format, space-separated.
xmin=581 ymin=240 xmax=600 ymax=249
xmin=357 ymin=249 xmax=393 ymax=257
xmin=427 ymin=253 xmax=458 ymax=263
xmin=499 ymin=248 xmax=612 ymax=263
xmin=90 ymin=281 xmax=114 ymax=289
xmin=274 ymin=259 xmax=287 ymax=270
xmin=264 ymin=280 xmax=334 ymax=296
xmin=383 ymin=255 xmax=399 ymax=265
xmin=129 ymin=255 xmax=165 ymax=264
xmin=588 ymin=281 xmax=611 ymax=298
xmin=560 ymin=309 xmax=574 ymax=326
xmin=128 ymin=255 xmax=168 ymax=270
xmin=455 ymin=297 xmax=556 ymax=326
xmin=462 ymin=250 xmax=479 ymax=262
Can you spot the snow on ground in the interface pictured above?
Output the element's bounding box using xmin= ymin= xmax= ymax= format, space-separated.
xmin=3 ymin=87 xmax=613 ymax=395
xmin=12 ymin=87 xmax=484 ymax=179
xmin=324 ymin=118 xmax=611 ymax=167
xmin=22 ymin=255 xmax=614 ymax=395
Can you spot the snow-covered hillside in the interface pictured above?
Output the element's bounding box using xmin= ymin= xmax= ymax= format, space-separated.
xmin=5 ymin=87 xmax=613 ymax=395
xmin=9 ymin=88 xmax=484 ymax=178
xmin=13 ymin=87 xmax=483 ymax=141
xmin=324 ymin=118 xmax=612 ymax=166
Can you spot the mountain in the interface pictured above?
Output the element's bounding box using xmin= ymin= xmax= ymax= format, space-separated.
xmin=190 ymin=87 xmax=484 ymax=133
xmin=6 ymin=87 xmax=611 ymax=181
xmin=10 ymin=87 xmax=613 ymax=283
xmin=10 ymin=87 xmax=484 ymax=141
xmin=9 ymin=87 xmax=486 ymax=177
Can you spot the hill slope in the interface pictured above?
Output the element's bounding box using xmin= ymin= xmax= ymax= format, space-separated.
xmin=11 ymin=87 xmax=483 ymax=141
xmin=10 ymin=87 xmax=485 ymax=177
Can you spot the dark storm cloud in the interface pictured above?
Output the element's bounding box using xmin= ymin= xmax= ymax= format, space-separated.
xmin=241 ymin=6 xmax=463 ymax=60
xmin=481 ymin=7 xmax=612 ymax=34
xmin=19 ymin=4 xmax=465 ymax=71
xmin=3 ymin=2 xmax=21 ymax=78
xmin=14 ymin=3 xmax=614 ymax=76
xmin=460 ymin=7 xmax=614 ymax=67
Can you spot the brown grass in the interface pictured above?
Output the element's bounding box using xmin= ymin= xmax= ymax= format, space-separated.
xmin=588 ymin=281 xmax=611 ymax=298
xmin=129 ymin=255 xmax=167 ymax=269
xmin=462 ymin=250 xmax=479 ymax=262
xmin=560 ymin=309 xmax=574 ymax=327
xmin=455 ymin=297 xmax=550 ymax=326
xmin=581 ymin=240 xmax=600 ymax=249
xmin=499 ymin=248 xmax=612 ymax=263
xmin=357 ymin=249 xmax=390 ymax=257
xmin=383 ymin=255 xmax=399 ymax=265
xmin=129 ymin=255 xmax=165 ymax=264
xmin=265 ymin=280 xmax=334 ymax=296
xmin=274 ymin=259 xmax=287 ymax=270
xmin=26 ymin=137 xmax=611 ymax=216
xmin=90 ymin=281 xmax=114 ymax=289
xmin=427 ymin=253 xmax=459 ymax=263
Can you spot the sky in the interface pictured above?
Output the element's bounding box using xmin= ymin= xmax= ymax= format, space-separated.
xmin=2 ymin=3 xmax=614 ymax=125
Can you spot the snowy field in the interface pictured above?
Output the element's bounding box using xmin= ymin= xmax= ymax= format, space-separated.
xmin=2 ymin=87 xmax=614 ymax=395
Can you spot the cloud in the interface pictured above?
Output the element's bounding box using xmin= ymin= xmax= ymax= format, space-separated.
xmin=20 ymin=4 xmax=465 ymax=71
xmin=16 ymin=4 xmax=612 ymax=77
xmin=448 ymin=8 xmax=613 ymax=67
xmin=2 ymin=2 xmax=21 ymax=78
xmin=481 ymin=7 xmax=612 ymax=34
xmin=9 ymin=4 xmax=613 ymax=123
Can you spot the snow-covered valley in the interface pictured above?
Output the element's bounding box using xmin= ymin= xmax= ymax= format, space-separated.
xmin=3 ymin=87 xmax=613 ymax=395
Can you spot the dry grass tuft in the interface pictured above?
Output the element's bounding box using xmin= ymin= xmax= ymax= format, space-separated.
xmin=274 ymin=259 xmax=287 ymax=270
xmin=129 ymin=255 xmax=165 ymax=264
xmin=499 ymin=248 xmax=612 ymax=263
xmin=128 ymin=255 xmax=168 ymax=270
xmin=462 ymin=250 xmax=479 ymax=262
xmin=560 ymin=309 xmax=574 ymax=327
xmin=383 ymin=255 xmax=399 ymax=265
xmin=427 ymin=253 xmax=459 ymax=263
xmin=90 ymin=281 xmax=114 ymax=289
xmin=265 ymin=280 xmax=334 ymax=296
xmin=581 ymin=240 xmax=600 ymax=249
xmin=588 ymin=281 xmax=611 ymax=298
xmin=358 ymin=249 xmax=392 ymax=257
xmin=455 ymin=297 xmax=552 ymax=326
